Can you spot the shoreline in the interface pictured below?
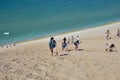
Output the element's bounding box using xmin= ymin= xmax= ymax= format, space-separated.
xmin=16 ymin=21 xmax=120 ymax=45
xmin=0 ymin=21 xmax=120 ymax=47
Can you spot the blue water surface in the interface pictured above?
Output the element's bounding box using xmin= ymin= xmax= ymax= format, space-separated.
xmin=0 ymin=0 xmax=120 ymax=44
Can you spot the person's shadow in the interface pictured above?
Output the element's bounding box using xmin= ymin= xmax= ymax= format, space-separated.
xmin=60 ymin=48 xmax=84 ymax=56
xmin=67 ymin=49 xmax=74 ymax=52
xmin=60 ymin=53 xmax=68 ymax=56
xmin=78 ymin=49 xmax=84 ymax=51
xmin=67 ymin=48 xmax=84 ymax=52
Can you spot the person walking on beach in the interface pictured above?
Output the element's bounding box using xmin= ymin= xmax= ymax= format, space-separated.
xmin=117 ymin=28 xmax=120 ymax=37
xmin=74 ymin=36 xmax=80 ymax=50
xmin=76 ymin=36 xmax=80 ymax=44
xmin=62 ymin=37 xmax=68 ymax=51
xmin=49 ymin=37 xmax=58 ymax=56
xmin=105 ymin=30 xmax=111 ymax=40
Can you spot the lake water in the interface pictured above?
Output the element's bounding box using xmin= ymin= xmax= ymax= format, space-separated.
xmin=0 ymin=0 xmax=120 ymax=45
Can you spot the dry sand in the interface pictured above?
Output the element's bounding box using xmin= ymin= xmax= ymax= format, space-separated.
xmin=0 ymin=22 xmax=120 ymax=80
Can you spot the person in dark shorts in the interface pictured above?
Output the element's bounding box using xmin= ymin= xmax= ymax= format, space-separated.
xmin=74 ymin=36 xmax=80 ymax=50
xmin=49 ymin=37 xmax=58 ymax=56
xmin=74 ymin=41 xmax=78 ymax=50
xmin=76 ymin=36 xmax=80 ymax=44
xmin=62 ymin=37 xmax=68 ymax=51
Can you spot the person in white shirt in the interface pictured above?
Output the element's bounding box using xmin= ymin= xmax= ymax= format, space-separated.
xmin=76 ymin=36 xmax=80 ymax=44
xmin=74 ymin=36 xmax=80 ymax=50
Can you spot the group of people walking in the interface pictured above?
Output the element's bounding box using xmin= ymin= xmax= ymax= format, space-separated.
xmin=49 ymin=28 xmax=119 ymax=56
xmin=49 ymin=36 xmax=80 ymax=56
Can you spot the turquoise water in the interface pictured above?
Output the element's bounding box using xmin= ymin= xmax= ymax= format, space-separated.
xmin=0 ymin=0 xmax=120 ymax=45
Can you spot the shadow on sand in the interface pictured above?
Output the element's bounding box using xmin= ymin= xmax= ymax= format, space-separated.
xmin=60 ymin=53 xmax=68 ymax=56
xmin=78 ymin=49 xmax=84 ymax=51
xmin=67 ymin=49 xmax=74 ymax=52
xmin=60 ymin=49 xmax=84 ymax=56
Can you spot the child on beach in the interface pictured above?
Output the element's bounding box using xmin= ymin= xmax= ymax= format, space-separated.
xmin=105 ymin=30 xmax=111 ymax=40
xmin=62 ymin=37 xmax=68 ymax=51
xmin=117 ymin=28 xmax=120 ymax=37
xmin=49 ymin=37 xmax=58 ymax=56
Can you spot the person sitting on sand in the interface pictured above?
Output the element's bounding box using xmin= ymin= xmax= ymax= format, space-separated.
xmin=117 ymin=28 xmax=120 ymax=37
xmin=109 ymin=44 xmax=117 ymax=52
xmin=105 ymin=43 xmax=117 ymax=52
xmin=105 ymin=30 xmax=111 ymax=40
xmin=49 ymin=37 xmax=58 ymax=56
xmin=62 ymin=37 xmax=68 ymax=51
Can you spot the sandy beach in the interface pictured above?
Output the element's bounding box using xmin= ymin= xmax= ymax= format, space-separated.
xmin=0 ymin=22 xmax=120 ymax=80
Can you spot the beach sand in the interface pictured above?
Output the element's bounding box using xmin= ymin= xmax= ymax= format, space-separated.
xmin=0 ymin=22 xmax=120 ymax=80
